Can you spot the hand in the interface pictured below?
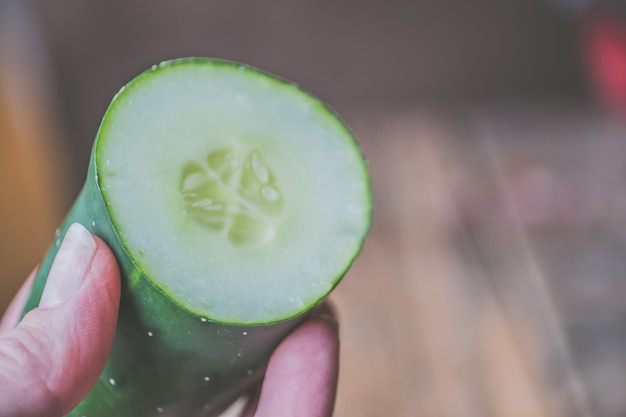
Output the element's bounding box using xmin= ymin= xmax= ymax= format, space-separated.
xmin=0 ymin=223 xmax=339 ymax=417
xmin=241 ymin=302 xmax=339 ymax=417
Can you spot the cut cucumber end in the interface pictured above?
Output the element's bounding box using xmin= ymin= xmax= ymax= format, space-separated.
xmin=95 ymin=58 xmax=371 ymax=324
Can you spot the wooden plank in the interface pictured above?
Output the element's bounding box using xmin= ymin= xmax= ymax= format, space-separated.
xmin=335 ymin=112 xmax=483 ymax=417
xmin=457 ymin=121 xmax=594 ymax=417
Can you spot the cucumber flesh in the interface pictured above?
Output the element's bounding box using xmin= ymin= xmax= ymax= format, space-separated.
xmin=98 ymin=59 xmax=370 ymax=324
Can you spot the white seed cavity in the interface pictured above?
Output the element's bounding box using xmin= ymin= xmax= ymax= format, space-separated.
xmin=91 ymin=220 xmax=96 ymax=228
xmin=156 ymin=407 xmax=163 ymax=413
xmin=200 ymin=317 xmax=207 ymax=322
xmin=192 ymin=198 xmax=215 ymax=209
xmin=183 ymin=172 xmax=206 ymax=191
xmin=242 ymin=331 xmax=248 ymax=336
xmin=204 ymin=376 xmax=210 ymax=382
xmin=252 ymin=153 xmax=269 ymax=183
xmin=109 ymin=378 xmax=116 ymax=386
xmin=262 ymin=186 xmax=280 ymax=202
xmin=147 ymin=331 xmax=153 ymax=337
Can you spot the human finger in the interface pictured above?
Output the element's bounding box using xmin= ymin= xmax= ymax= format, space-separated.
xmin=0 ymin=223 xmax=121 ymax=417
xmin=249 ymin=306 xmax=339 ymax=417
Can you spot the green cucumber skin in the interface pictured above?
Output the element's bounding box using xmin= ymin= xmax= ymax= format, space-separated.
xmin=22 ymin=151 xmax=306 ymax=416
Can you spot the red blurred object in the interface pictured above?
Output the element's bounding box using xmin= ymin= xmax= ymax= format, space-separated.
xmin=583 ymin=10 xmax=626 ymax=113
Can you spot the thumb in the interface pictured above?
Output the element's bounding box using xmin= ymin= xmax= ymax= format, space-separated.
xmin=0 ymin=223 xmax=121 ymax=417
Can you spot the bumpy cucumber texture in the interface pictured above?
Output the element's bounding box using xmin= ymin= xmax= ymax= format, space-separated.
xmin=22 ymin=58 xmax=371 ymax=416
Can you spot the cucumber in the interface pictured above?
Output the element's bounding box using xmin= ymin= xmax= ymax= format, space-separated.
xmin=22 ymin=58 xmax=371 ymax=416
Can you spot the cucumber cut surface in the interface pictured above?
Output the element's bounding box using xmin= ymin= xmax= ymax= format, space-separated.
xmin=97 ymin=59 xmax=370 ymax=324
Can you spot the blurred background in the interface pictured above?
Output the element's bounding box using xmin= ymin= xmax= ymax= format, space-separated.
xmin=2 ymin=0 xmax=626 ymax=416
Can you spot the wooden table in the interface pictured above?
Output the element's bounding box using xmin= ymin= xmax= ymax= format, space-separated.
xmin=331 ymin=107 xmax=626 ymax=417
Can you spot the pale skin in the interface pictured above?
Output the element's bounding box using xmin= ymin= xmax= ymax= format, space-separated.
xmin=0 ymin=225 xmax=339 ymax=417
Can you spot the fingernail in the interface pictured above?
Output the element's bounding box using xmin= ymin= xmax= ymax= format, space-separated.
xmin=39 ymin=223 xmax=97 ymax=309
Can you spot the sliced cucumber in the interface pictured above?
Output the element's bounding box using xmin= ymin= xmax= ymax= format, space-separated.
xmin=22 ymin=58 xmax=371 ymax=416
